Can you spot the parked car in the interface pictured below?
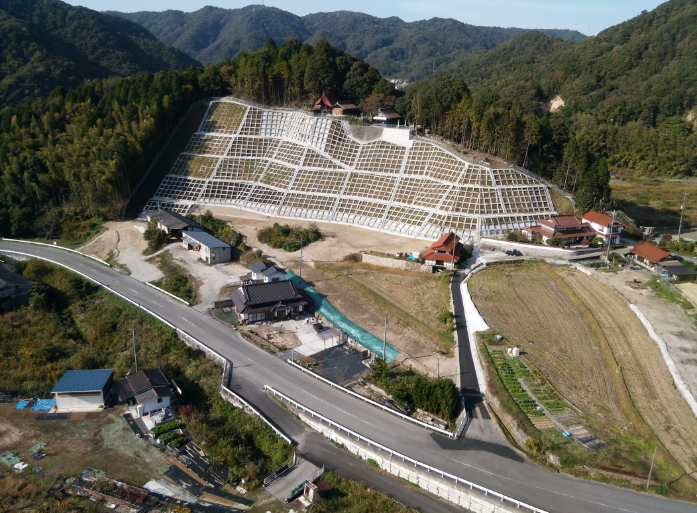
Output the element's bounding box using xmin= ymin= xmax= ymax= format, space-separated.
xmin=674 ymin=254 xmax=684 ymax=262
xmin=505 ymin=250 xmax=522 ymax=256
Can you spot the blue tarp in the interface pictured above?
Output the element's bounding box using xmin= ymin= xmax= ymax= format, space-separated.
xmin=31 ymin=399 xmax=55 ymax=411
xmin=287 ymin=271 xmax=400 ymax=363
xmin=14 ymin=401 xmax=29 ymax=410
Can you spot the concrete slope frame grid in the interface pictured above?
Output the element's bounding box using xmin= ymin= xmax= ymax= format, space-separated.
xmin=143 ymin=98 xmax=557 ymax=241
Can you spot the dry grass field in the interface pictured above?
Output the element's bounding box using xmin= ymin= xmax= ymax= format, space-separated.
xmin=470 ymin=262 xmax=697 ymax=488
xmin=303 ymin=261 xmax=457 ymax=379
xmin=611 ymin=176 xmax=697 ymax=229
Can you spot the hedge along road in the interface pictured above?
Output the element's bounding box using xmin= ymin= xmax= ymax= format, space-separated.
xmin=0 ymin=240 xmax=692 ymax=513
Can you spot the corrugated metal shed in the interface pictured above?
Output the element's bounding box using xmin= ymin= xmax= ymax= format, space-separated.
xmin=51 ymin=369 xmax=113 ymax=393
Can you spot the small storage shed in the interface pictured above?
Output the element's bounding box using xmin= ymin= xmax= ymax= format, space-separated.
xmin=51 ymin=369 xmax=113 ymax=412
xmin=147 ymin=210 xmax=203 ymax=238
xmin=182 ymin=232 xmax=232 ymax=264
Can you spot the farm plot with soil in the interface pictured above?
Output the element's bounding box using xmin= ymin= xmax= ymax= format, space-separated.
xmin=469 ymin=263 xmax=697 ymax=496
xmin=301 ymin=261 xmax=456 ymax=380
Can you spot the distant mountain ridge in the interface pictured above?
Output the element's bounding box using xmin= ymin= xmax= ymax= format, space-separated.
xmin=0 ymin=0 xmax=200 ymax=106
xmin=107 ymin=6 xmax=586 ymax=81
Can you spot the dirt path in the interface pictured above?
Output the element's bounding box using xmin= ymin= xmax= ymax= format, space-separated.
xmin=602 ymin=270 xmax=697 ymax=408
xmin=82 ymin=221 xmax=163 ymax=282
xmin=166 ymin=243 xmax=249 ymax=312
xmin=564 ymin=271 xmax=697 ymax=473
xmin=202 ymin=205 xmax=430 ymax=264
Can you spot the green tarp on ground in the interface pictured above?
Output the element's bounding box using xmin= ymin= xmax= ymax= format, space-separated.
xmin=0 ymin=451 xmax=21 ymax=466
xmin=29 ymin=442 xmax=46 ymax=453
xmin=287 ymin=271 xmax=399 ymax=363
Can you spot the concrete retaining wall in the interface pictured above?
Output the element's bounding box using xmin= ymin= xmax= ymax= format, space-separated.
xmin=361 ymin=253 xmax=433 ymax=273
xmin=298 ymin=411 xmax=531 ymax=513
xmin=480 ymin=238 xmax=603 ymax=259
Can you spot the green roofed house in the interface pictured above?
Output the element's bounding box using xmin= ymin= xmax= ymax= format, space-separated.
xmin=51 ymin=369 xmax=114 ymax=412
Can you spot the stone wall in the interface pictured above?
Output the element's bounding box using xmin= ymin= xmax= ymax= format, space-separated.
xmin=361 ymin=253 xmax=433 ymax=273
xmin=480 ymin=238 xmax=603 ymax=259
xmin=297 ymin=411 xmax=535 ymax=513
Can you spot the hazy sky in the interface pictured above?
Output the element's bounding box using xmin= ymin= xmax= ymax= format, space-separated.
xmin=66 ymin=0 xmax=666 ymax=36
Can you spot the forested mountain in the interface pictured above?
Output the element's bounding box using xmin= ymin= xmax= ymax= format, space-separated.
xmin=108 ymin=6 xmax=586 ymax=81
xmin=396 ymin=0 xmax=697 ymax=205
xmin=0 ymin=0 xmax=200 ymax=106
xmin=0 ymin=38 xmax=384 ymax=239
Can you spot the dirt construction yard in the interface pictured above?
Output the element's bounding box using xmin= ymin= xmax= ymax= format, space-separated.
xmin=0 ymin=405 xmax=170 ymax=485
xmin=469 ymin=262 xmax=697 ymax=476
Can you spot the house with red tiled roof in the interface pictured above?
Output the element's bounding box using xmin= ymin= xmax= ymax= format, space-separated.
xmin=313 ymin=92 xmax=359 ymax=116
xmin=630 ymin=242 xmax=673 ymax=271
xmin=630 ymin=242 xmax=696 ymax=281
xmin=581 ymin=211 xmax=625 ymax=245
xmin=522 ymin=211 xmax=624 ymax=246
xmin=422 ymin=232 xmax=463 ymax=269
xmin=522 ymin=215 xmax=596 ymax=245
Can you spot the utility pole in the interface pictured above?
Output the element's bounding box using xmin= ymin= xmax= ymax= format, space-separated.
xmin=437 ymin=357 xmax=440 ymax=379
xmin=605 ymin=210 xmax=617 ymax=263
xmin=132 ymin=324 xmax=138 ymax=373
xmin=291 ymin=338 xmax=294 ymax=362
xmin=647 ymin=446 xmax=657 ymax=489
xmin=198 ymin=205 xmax=202 ymax=227
xmin=299 ymin=238 xmax=303 ymax=279
xmin=383 ymin=313 xmax=387 ymax=361
xmin=678 ymin=192 xmax=689 ymax=240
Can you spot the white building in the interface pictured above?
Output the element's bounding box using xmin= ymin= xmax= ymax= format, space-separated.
xmin=580 ymin=211 xmax=625 ymax=245
xmin=114 ymin=369 xmax=172 ymax=415
xmin=182 ymin=231 xmax=232 ymax=264
xmin=51 ymin=369 xmax=113 ymax=412
xmin=243 ymin=261 xmax=287 ymax=284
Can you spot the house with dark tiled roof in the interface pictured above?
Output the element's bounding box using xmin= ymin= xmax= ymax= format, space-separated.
xmin=313 ymin=92 xmax=359 ymax=116
xmin=231 ymin=280 xmax=308 ymax=324
xmin=147 ymin=209 xmax=202 ymax=238
xmin=0 ymin=267 xmax=32 ymax=311
xmin=52 ymin=369 xmax=114 ymax=411
xmin=422 ymin=232 xmax=463 ymax=269
xmin=373 ymin=108 xmax=401 ymax=124
xmin=113 ymin=369 xmax=172 ymax=414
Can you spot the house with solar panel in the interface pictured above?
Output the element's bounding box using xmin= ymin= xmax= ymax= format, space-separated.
xmin=51 ymin=369 xmax=114 ymax=411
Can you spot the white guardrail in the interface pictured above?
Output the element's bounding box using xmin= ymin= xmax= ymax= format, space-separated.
xmin=2 ymin=238 xmax=110 ymax=266
xmin=265 ymin=385 xmax=547 ymax=513
xmin=146 ymin=282 xmax=190 ymax=305
xmin=287 ymin=359 xmax=455 ymax=437
xmin=0 ymin=246 xmax=544 ymax=511
xmin=220 ymin=384 xmax=293 ymax=445
xmin=0 ymin=247 xmax=295 ymax=445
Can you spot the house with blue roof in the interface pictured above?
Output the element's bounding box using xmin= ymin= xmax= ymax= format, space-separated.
xmin=51 ymin=369 xmax=114 ymax=411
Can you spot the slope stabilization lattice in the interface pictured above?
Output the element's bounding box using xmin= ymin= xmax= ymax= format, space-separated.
xmin=144 ymin=98 xmax=557 ymax=241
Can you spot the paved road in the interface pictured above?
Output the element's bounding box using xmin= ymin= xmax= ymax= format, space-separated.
xmin=2 ymin=241 xmax=694 ymax=513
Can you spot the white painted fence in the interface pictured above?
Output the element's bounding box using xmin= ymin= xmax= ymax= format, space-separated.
xmin=286 ymin=359 xmax=455 ymax=437
xmin=2 ymin=238 xmax=110 ymax=266
xmin=265 ymin=385 xmax=547 ymax=513
xmin=146 ymin=281 xmax=190 ymax=305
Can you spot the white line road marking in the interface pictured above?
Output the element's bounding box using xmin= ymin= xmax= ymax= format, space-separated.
xmin=440 ymin=454 xmax=639 ymax=513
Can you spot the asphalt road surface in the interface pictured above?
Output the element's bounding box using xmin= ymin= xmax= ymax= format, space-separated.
xmin=2 ymin=241 xmax=694 ymax=513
